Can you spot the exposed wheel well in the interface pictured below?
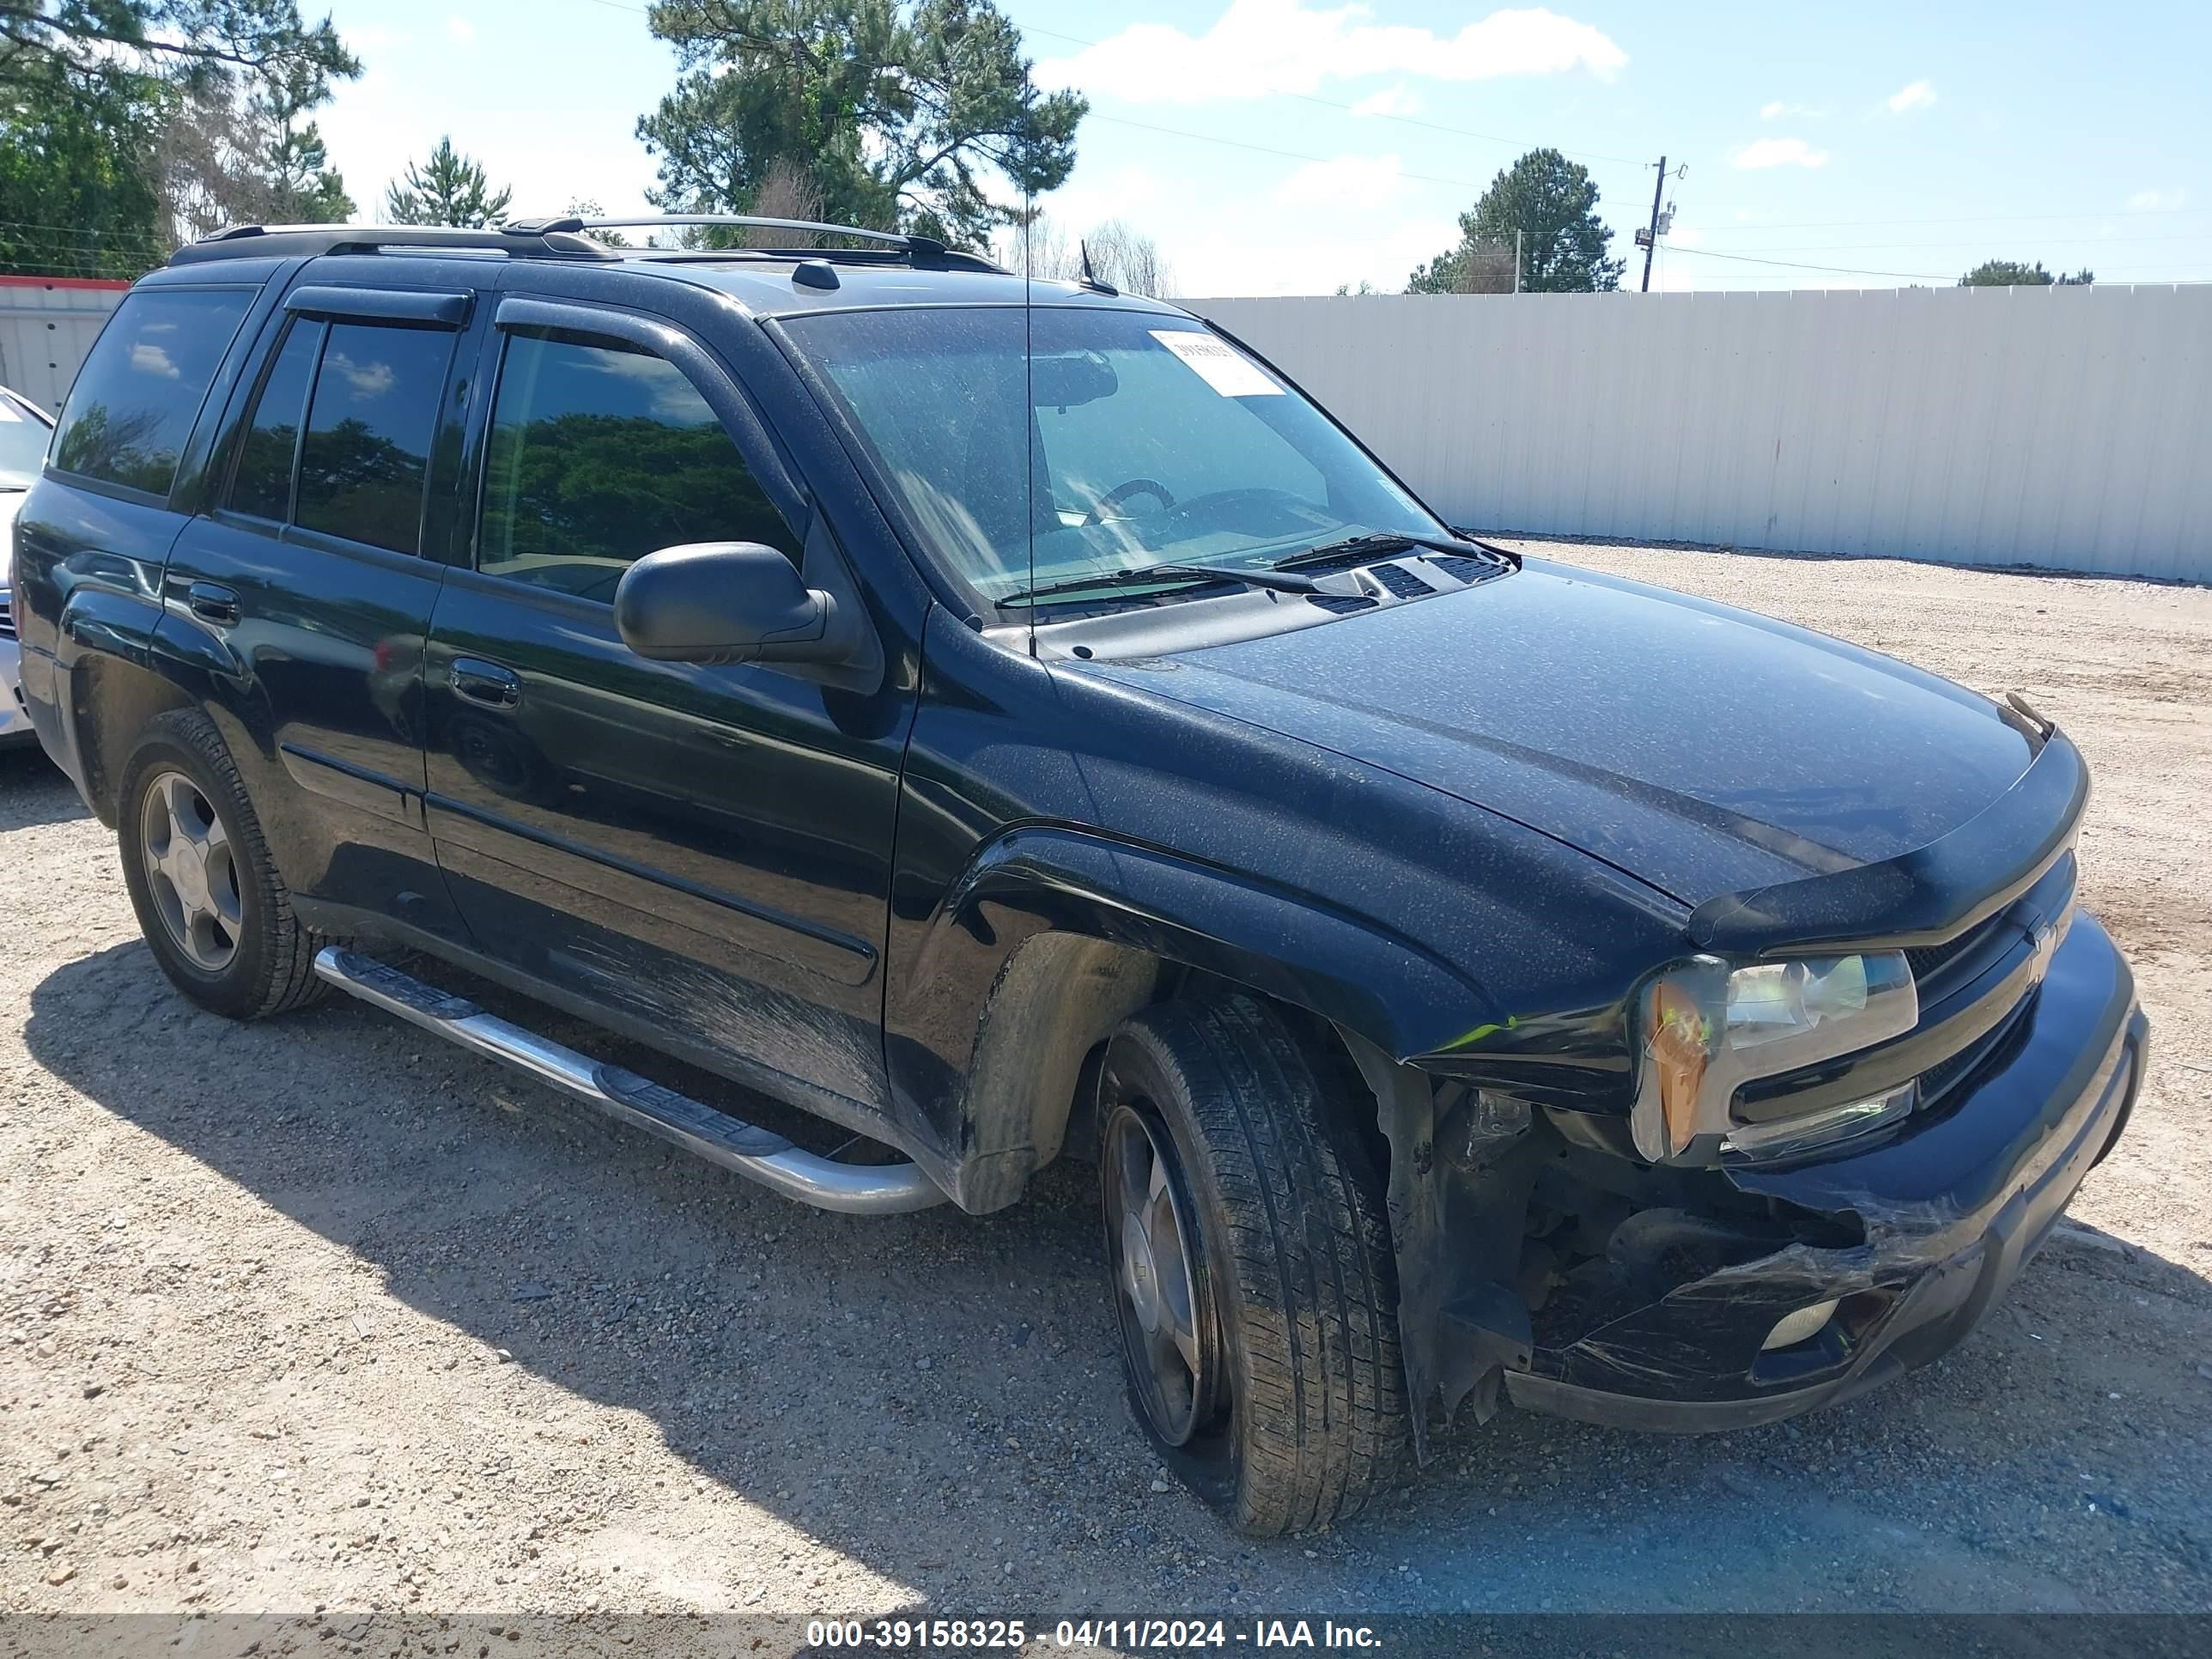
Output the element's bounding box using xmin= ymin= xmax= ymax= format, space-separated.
xmin=957 ymin=938 xmax=1389 ymax=1214
xmin=71 ymin=656 xmax=195 ymax=828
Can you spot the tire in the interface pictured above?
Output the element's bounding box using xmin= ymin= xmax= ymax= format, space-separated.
xmin=1097 ymin=994 xmax=1409 ymax=1535
xmin=116 ymin=710 xmax=330 ymax=1019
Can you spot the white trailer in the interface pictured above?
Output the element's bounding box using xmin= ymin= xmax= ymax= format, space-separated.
xmin=0 ymin=275 xmax=128 ymax=412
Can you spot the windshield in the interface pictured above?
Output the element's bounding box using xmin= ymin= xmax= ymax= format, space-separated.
xmin=0 ymin=392 xmax=52 ymax=489
xmin=783 ymin=306 xmax=1445 ymax=605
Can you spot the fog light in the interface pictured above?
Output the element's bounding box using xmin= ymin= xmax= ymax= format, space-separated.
xmin=1760 ymin=1298 xmax=1840 ymax=1352
xmin=1723 ymin=1083 xmax=1915 ymax=1160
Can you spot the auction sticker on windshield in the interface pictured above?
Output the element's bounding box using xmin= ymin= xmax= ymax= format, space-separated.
xmin=1151 ymin=331 xmax=1283 ymax=397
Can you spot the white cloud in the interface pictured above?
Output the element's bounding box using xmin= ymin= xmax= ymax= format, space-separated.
xmin=1040 ymin=165 xmax=1165 ymax=233
xmin=1351 ymin=84 xmax=1425 ymax=118
xmin=1175 ymin=214 xmax=1454 ymax=298
xmin=1759 ymin=100 xmax=1824 ymax=119
xmin=129 ymin=343 xmax=180 ymax=380
xmin=444 ymin=16 xmax=477 ymax=46
xmin=2126 ymin=187 xmax=2185 ymax=211
xmin=1885 ymin=79 xmax=1936 ymax=113
xmin=325 ymin=353 xmax=395 ymax=399
xmin=1034 ymin=1 xmax=1626 ymax=106
xmin=1272 ymin=154 xmax=1409 ymax=209
xmin=1732 ymin=137 xmax=1830 ymax=170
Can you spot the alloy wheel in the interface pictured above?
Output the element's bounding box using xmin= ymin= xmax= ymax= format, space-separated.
xmin=139 ymin=769 xmax=243 ymax=973
xmin=1102 ymin=1100 xmax=1222 ymax=1446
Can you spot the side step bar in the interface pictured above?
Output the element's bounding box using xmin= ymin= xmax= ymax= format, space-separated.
xmin=312 ymin=947 xmax=947 ymax=1215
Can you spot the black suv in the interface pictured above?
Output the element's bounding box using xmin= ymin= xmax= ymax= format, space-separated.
xmin=9 ymin=217 xmax=2147 ymax=1535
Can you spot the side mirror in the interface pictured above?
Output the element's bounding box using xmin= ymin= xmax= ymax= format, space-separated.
xmin=613 ymin=541 xmax=842 ymax=665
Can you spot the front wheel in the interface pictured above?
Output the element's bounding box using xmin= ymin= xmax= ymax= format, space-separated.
xmin=1098 ymin=996 xmax=1409 ymax=1535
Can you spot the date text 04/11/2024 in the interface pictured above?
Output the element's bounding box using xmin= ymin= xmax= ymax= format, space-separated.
xmin=804 ymin=1620 xmax=1384 ymax=1650
xmin=1063 ymin=1622 xmax=1382 ymax=1650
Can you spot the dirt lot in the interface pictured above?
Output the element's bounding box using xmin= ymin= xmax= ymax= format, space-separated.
xmin=2 ymin=541 xmax=2209 ymax=1633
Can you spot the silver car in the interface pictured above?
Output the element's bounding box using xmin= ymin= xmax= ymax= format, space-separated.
xmin=1 ymin=385 xmax=55 ymax=749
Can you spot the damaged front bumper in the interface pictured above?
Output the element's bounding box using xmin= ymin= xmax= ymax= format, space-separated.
xmin=1505 ymin=912 xmax=2146 ymax=1432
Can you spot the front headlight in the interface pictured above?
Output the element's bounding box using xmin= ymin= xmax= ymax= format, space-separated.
xmin=1632 ymin=951 xmax=1918 ymax=1163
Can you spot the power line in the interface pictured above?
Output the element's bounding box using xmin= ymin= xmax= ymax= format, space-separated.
xmin=1664 ymin=245 xmax=1950 ymax=280
xmin=1652 ymin=230 xmax=2212 ymax=257
xmin=0 ymin=216 xmax=167 ymax=243
xmin=565 ymin=1 xmax=2210 ymax=281
xmin=1681 ymin=208 xmax=2211 ymax=233
xmin=1672 ymin=242 xmax=2212 ymax=280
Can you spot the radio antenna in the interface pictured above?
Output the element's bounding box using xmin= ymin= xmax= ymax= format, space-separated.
xmin=1022 ymin=74 xmax=1037 ymax=658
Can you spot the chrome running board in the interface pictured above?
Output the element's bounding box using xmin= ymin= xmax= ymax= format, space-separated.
xmin=312 ymin=946 xmax=946 ymax=1215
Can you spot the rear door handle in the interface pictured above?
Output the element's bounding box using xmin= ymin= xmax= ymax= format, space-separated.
xmin=186 ymin=582 xmax=240 ymax=625
xmin=449 ymin=657 xmax=521 ymax=708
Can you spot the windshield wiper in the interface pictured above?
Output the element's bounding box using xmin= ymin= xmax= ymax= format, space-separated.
xmin=1006 ymin=562 xmax=1320 ymax=607
xmin=1274 ymin=531 xmax=1518 ymax=572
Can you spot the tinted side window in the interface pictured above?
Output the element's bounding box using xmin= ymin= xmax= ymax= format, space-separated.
xmin=228 ymin=318 xmax=323 ymax=522
xmin=52 ymin=287 xmax=253 ymax=496
xmin=478 ymin=331 xmax=794 ymax=604
xmin=295 ymin=321 xmax=453 ymax=556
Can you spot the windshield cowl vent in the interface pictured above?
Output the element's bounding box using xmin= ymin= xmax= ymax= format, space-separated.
xmin=1306 ymin=592 xmax=1379 ymax=616
xmin=1370 ymin=562 xmax=1437 ymax=599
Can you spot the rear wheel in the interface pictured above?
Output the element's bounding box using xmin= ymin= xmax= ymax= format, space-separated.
xmin=117 ymin=712 xmax=330 ymax=1019
xmin=1097 ymin=995 xmax=1409 ymax=1535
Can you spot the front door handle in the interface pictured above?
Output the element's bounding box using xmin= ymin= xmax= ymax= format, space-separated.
xmin=449 ymin=657 xmax=521 ymax=708
xmin=186 ymin=581 xmax=240 ymax=625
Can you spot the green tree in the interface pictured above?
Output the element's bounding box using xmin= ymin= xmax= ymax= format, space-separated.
xmin=1407 ymin=148 xmax=1624 ymax=295
xmin=635 ymin=0 xmax=1085 ymax=247
xmin=0 ymin=70 xmax=167 ymax=276
xmin=562 ymin=198 xmax=630 ymax=247
xmin=0 ymin=0 xmax=356 ymax=276
xmin=1960 ymin=259 xmax=2093 ymax=287
xmin=255 ymin=56 xmax=353 ymax=221
xmin=383 ymin=137 xmax=512 ymax=228
xmin=0 ymin=0 xmax=352 ymax=103
xmin=155 ymin=59 xmax=354 ymax=245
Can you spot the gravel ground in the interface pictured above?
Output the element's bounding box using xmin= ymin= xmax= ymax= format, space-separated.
xmin=1 ymin=540 xmax=2209 ymax=1635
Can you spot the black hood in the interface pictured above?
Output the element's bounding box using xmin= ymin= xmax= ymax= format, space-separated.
xmin=1084 ymin=559 xmax=2038 ymax=906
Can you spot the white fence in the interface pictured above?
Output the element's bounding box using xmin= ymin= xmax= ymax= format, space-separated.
xmin=0 ymin=277 xmax=126 ymax=414
xmin=1191 ymin=286 xmax=2212 ymax=584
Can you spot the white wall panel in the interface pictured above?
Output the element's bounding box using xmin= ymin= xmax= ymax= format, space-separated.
xmin=0 ymin=280 xmax=125 ymax=414
xmin=1195 ymin=285 xmax=2212 ymax=582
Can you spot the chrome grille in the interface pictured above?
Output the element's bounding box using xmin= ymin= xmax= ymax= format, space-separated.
xmin=1917 ymin=993 xmax=2036 ymax=1112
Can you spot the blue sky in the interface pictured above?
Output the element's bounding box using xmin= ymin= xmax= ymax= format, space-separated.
xmin=312 ymin=1 xmax=2209 ymax=296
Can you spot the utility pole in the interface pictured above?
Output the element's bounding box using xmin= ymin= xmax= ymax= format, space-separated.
xmin=1514 ymin=228 xmax=1522 ymax=295
xmin=1640 ymin=155 xmax=1666 ymax=292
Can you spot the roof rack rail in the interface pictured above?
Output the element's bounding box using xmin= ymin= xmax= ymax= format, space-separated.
xmin=167 ymin=216 xmax=1008 ymax=277
xmin=565 ymin=214 xmax=954 ymax=258
xmin=170 ymin=222 xmax=610 ymax=267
